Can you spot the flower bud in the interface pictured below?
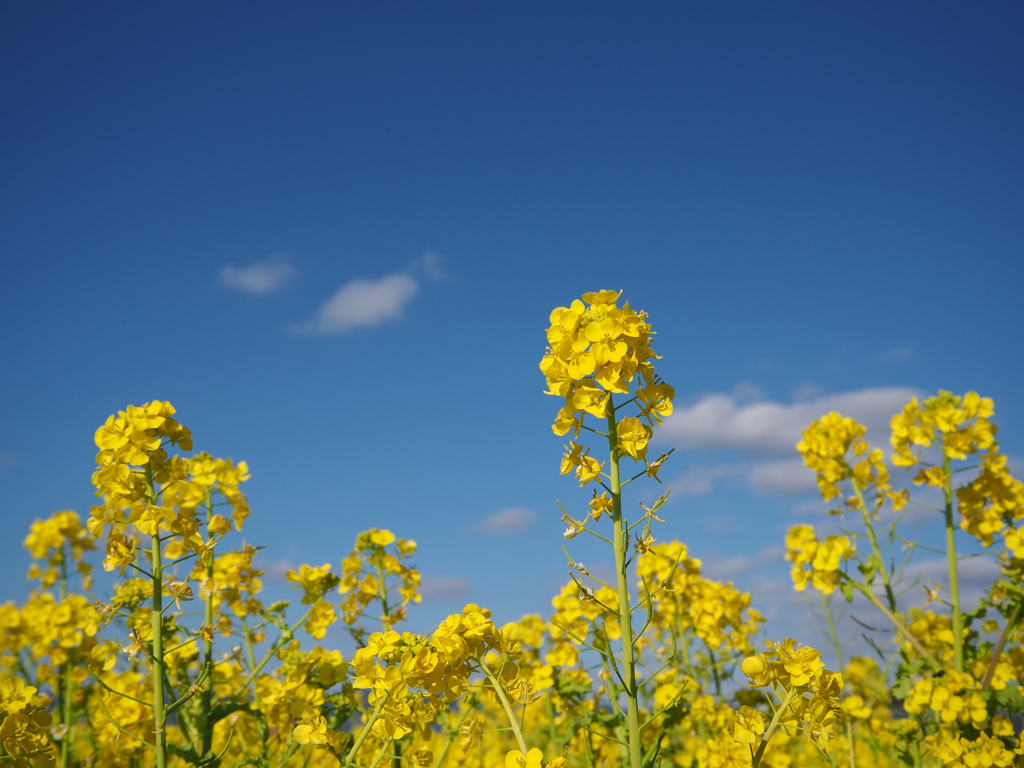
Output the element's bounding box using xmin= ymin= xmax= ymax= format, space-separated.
xmin=740 ymin=655 xmax=766 ymax=678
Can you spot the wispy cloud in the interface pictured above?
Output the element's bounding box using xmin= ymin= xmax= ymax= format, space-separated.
xmin=910 ymin=557 xmax=1001 ymax=610
xmin=672 ymin=464 xmax=744 ymax=495
xmin=420 ymin=575 xmax=473 ymax=599
xmin=747 ymin=459 xmax=818 ymax=495
xmin=701 ymin=546 xmax=786 ymax=583
xmin=254 ymin=557 xmax=301 ymax=584
xmin=300 ymin=252 xmax=443 ymax=335
xmin=668 ymin=458 xmax=826 ymax=497
xmin=308 ymin=273 xmax=419 ymax=334
xmin=408 ymin=250 xmax=445 ymax=281
xmin=662 ymin=386 xmax=920 ymax=456
xmin=476 ymin=507 xmax=538 ymax=534
xmin=221 ymin=254 xmax=297 ymax=295
xmin=879 ymin=346 xmax=914 ymax=362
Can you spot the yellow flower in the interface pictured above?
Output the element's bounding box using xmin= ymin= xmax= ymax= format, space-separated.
xmin=505 ymin=748 xmax=543 ymax=768
xmin=167 ymin=580 xmax=194 ymax=610
xmin=560 ymin=442 xmax=585 ymax=475
xmin=552 ymin=406 xmax=582 ymax=437
xmin=616 ymin=417 xmax=652 ymax=461
xmin=293 ymin=716 xmax=329 ymax=745
xmin=0 ymin=677 xmax=38 ymax=714
xmin=589 ymin=492 xmax=613 ymax=521
xmin=541 ymin=291 xmax=672 ymax=438
xmin=575 ymin=455 xmax=604 ymax=487
xmin=102 ymin=536 xmax=136 ymax=575
xmin=841 ymin=694 xmax=871 ymax=719
xmin=796 ymin=412 xmax=866 ymax=501
xmin=304 ymin=602 xmax=337 ymax=640
xmin=286 ymin=563 xmax=340 ymax=604
xmin=785 ymin=525 xmax=854 ymax=594
xmin=732 ymin=705 xmax=767 ymax=744
xmin=458 ymin=717 xmax=483 ymax=753
xmin=740 ymin=655 xmax=767 ymax=681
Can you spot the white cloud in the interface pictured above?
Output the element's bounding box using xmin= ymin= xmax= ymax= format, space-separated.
xmin=879 ymin=346 xmax=914 ymax=362
xmin=408 ymin=250 xmax=445 ymax=281
xmin=701 ymin=546 xmax=785 ymax=583
xmin=670 ymin=461 xmax=815 ymax=497
xmin=793 ymin=499 xmax=827 ymax=515
xmin=221 ymin=254 xmax=297 ymax=295
xmin=748 ymin=459 xmax=818 ymax=496
xmin=1007 ymin=455 xmax=1024 ymax=477
xmin=477 ymin=507 xmax=538 ymax=534
xmin=420 ymin=575 xmax=473 ymax=599
xmin=732 ymin=382 xmax=764 ymax=402
xmin=309 ymin=273 xmax=419 ymax=334
xmin=662 ymin=386 xmax=921 ymax=456
xmin=672 ymin=464 xmax=743 ymax=495
xmin=908 ymin=556 xmax=1001 ymax=610
xmin=254 ymin=557 xmax=300 ymax=584
xmin=791 ymin=382 xmax=823 ymax=401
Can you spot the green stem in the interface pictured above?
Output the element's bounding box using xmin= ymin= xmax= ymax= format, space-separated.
xmin=368 ymin=740 xmax=393 ymax=768
xmin=375 ymin=556 xmax=391 ymax=630
xmin=345 ymin=691 xmax=391 ymax=767
xmin=544 ymin=691 xmax=561 ymax=758
xmin=201 ymin=489 xmax=215 ymax=756
xmin=821 ymin=594 xmax=856 ymax=768
xmin=606 ymin=398 xmax=642 ymax=768
xmin=231 ymin=604 xmax=316 ymax=698
xmin=706 ymin=643 xmax=722 ymax=700
xmin=480 ymin=663 xmax=529 ymax=754
xmin=58 ymin=549 xmax=73 ymax=768
xmin=850 ymin=481 xmax=898 ymax=613
xmin=242 ymin=617 xmax=259 ymax=696
xmin=850 ymin=581 xmax=939 ymax=666
xmin=942 ymin=455 xmax=964 ymax=672
xmin=60 ymin=657 xmax=73 ymax=768
xmin=430 ymin=706 xmax=473 ymax=768
xmin=821 ymin=592 xmax=844 ymax=670
xmin=751 ymin=689 xmax=799 ymax=768
xmin=982 ymin=599 xmax=1024 ymax=691
xmin=146 ymin=469 xmax=168 ymax=768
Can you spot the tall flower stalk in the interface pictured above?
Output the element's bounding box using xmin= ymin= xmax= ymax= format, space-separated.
xmin=540 ymin=290 xmax=675 ymax=768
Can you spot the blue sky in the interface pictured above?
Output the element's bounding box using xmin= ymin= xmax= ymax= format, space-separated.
xmin=2 ymin=2 xmax=1022 ymax=660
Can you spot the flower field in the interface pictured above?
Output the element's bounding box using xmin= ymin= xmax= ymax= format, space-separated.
xmin=3 ymin=290 xmax=1023 ymax=768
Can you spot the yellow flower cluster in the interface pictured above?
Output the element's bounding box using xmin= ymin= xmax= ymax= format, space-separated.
xmin=785 ymin=524 xmax=855 ymax=594
xmin=0 ymin=674 xmax=55 ymax=767
xmin=933 ymin=732 xmax=1017 ymax=768
xmin=901 ymin=608 xmax=967 ymax=665
xmin=345 ymin=606 xmax=523 ymax=741
xmin=259 ymin=645 xmax=348 ymax=733
xmin=957 ymin=450 xmax=1024 ymax=547
xmin=540 ymin=290 xmax=674 ymax=441
xmin=89 ymin=401 xmax=211 ymax=571
xmin=9 ymin=366 xmax=1024 ymax=768
xmin=739 ymin=639 xmax=845 ymax=748
xmin=636 ymin=541 xmax=763 ymax=652
xmin=797 ymin=412 xmax=907 ymax=511
xmin=91 ymin=400 xmax=193 ymax=500
xmin=193 ymin=543 xmax=264 ymax=619
xmin=338 ymin=528 xmax=421 ymax=630
xmin=184 ymin=452 xmax=252 ymax=530
xmin=887 ymin=390 xmax=1024 ymax=550
xmin=891 ymin=391 xmax=996 ymax=467
xmin=904 ymin=670 xmax=987 ymax=727
xmin=23 ymin=510 xmax=94 ymax=590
